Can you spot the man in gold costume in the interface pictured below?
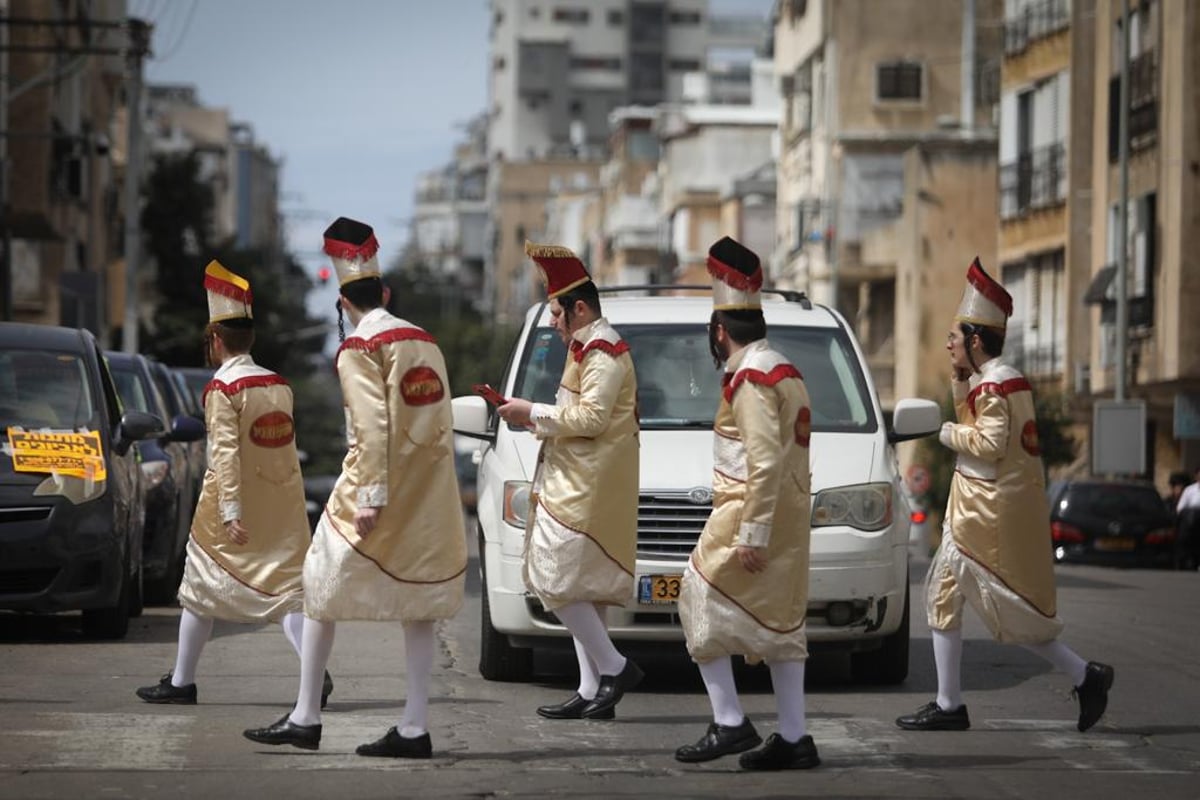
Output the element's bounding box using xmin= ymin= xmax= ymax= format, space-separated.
xmin=136 ymin=261 xmax=322 ymax=706
xmin=673 ymin=237 xmax=819 ymax=771
xmin=244 ymin=218 xmax=467 ymax=757
xmin=497 ymin=242 xmax=642 ymax=720
xmin=897 ymin=258 xmax=1114 ymax=733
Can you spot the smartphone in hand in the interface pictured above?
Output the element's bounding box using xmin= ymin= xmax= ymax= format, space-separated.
xmin=472 ymin=383 xmax=508 ymax=407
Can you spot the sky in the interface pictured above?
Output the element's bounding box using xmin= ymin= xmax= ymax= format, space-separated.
xmin=142 ymin=0 xmax=774 ymax=343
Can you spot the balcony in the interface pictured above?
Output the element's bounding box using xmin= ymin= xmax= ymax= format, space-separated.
xmin=999 ymin=142 xmax=1065 ymax=220
xmin=1108 ymin=50 xmax=1158 ymax=161
xmin=1004 ymin=0 xmax=1070 ymax=57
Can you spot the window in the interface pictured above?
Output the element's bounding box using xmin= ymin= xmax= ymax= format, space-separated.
xmin=608 ymin=9 xmax=624 ymax=25
xmin=875 ymin=61 xmax=923 ymax=102
xmin=668 ymin=58 xmax=702 ymax=71
xmin=493 ymin=56 xmax=506 ymax=70
xmin=0 ymin=349 xmax=98 ymax=430
xmin=669 ymin=11 xmax=702 ymax=24
xmin=553 ymin=7 xmax=589 ymax=24
xmin=570 ymin=55 xmax=622 ymax=71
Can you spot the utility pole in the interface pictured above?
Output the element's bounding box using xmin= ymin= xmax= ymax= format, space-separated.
xmin=961 ymin=0 xmax=976 ymax=131
xmin=1115 ymin=0 xmax=1130 ymax=401
xmin=1 ymin=0 xmax=12 ymax=321
xmin=121 ymin=17 xmax=150 ymax=353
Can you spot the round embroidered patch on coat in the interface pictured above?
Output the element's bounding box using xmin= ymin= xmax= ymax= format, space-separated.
xmin=794 ymin=406 xmax=812 ymax=447
xmin=250 ymin=410 xmax=295 ymax=447
xmin=401 ymin=366 xmax=445 ymax=406
xmin=1020 ymin=419 xmax=1041 ymax=456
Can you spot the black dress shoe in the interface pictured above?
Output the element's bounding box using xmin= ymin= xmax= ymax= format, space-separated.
xmin=537 ymin=693 xmax=615 ymax=720
xmin=895 ymin=701 xmax=971 ymax=731
xmin=356 ymin=727 xmax=432 ymax=759
xmin=1074 ymin=661 xmax=1114 ymax=732
xmin=136 ymin=672 xmax=197 ymax=705
xmin=581 ymin=659 xmax=644 ymax=719
xmin=738 ymin=733 xmax=821 ymax=771
xmin=674 ymin=718 xmax=762 ymax=763
xmin=243 ymin=713 xmax=321 ymax=751
xmin=321 ymin=670 xmax=334 ymax=710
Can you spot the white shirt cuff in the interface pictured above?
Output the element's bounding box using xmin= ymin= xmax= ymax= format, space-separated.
xmin=357 ymin=483 xmax=387 ymax=508
xmin=220 ymin=501 xmax=241 ymax=524
xmin=737 ymin=521 xmax=771 ymax=548
xmin=939 ymin=421 xmax=955 ymax=448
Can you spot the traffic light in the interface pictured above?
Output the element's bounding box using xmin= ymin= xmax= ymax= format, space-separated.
xmin=317 ymin=266 xmax=331 ymax=285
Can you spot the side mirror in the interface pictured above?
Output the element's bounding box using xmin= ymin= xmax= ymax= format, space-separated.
xmin=167 ymin=414 xmax=206 ymax=443
xmin=116 ymin=411 xmax=166 ymax=455
xmin=888 ymin=398 xmax=942 ymax=444
xmin=452 ymin=395 xmax=495 ymax=442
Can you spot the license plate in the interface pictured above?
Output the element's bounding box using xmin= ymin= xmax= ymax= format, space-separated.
xmin=1094 ymin=537 xmax=1135 ymax=552
xmin=638 ymin=574 xmax=682 ymax=605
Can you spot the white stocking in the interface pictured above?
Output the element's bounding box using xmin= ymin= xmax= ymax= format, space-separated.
xmin=1024 ymin=639 xmax=1088 ymax=686
xmin=399 ymin=621 xmax=435 ymax=738
xmin=280 ymin=611 xmax=304 ymax=658
xmin=553 ymin=602 xmax=625 ymax=676
xmin=574 ymin=636 xmax=601 ymax=700
xmin=932 ymin=627 xmax=964 ymax=711
xmin=171 ymin=610 xmax=213 ymax=687
xmin=769 ymin=660 xmax=807 ymax=742
xmin=697 ymin=656 xmax=745 ymax=727
xmin=289 ymin=618 xmax=335 ymax=727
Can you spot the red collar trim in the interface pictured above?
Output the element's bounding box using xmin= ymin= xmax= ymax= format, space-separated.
xmin=203 ymin=374 xmax=288 ymax=405
xmin=571 ymin=338 xmax=630 ymax=363
xmin=967 ymin=377 xmax=1032 ymax=416
xmin=722 ymin=363 xmax=802 ymax=403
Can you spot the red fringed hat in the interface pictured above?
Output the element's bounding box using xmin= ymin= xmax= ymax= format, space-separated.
xmin=954 ymin=257 xmax=1012 ymax=329
xmin=525 ymin=241 xmax=592 ymax=300
xmin=324 ymin=216 xmax=382 ymax=287
xmin=708 ymin=236 xmax=763 ymax=310
xmin=204 ymin=260 xmax=253 ymax=323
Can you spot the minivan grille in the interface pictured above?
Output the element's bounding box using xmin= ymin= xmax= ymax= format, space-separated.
xmin=637 ymin=491 xmax=712 ymax=560
xmin=0 ymin=506 xmax=52 ymax=525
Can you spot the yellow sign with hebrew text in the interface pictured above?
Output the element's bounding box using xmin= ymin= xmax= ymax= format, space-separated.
xmin=6 ymin=429 xmax=107 ymax=481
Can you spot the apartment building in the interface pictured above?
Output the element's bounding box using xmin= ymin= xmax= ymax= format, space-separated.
xmin=1079 ymin=0 xmax=1200 ymax=478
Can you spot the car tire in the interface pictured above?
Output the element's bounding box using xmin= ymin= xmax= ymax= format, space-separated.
xmin=82 ymin=563 xmax=131 ymax=641
xmin=478 ymin=531 xmax=534 ymax=683
xmin=850 ymin=580 xmax=910 ymax=686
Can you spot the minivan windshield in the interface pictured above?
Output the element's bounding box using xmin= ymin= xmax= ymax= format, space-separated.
xmin=512 ymin=323 xmax=877 ymax=433
xmin=0 ymin=349 xmax=98 ymax=431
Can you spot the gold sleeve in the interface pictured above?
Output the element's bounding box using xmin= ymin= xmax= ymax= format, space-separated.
xmin=539 ymin=353 xmax=623 ymax=438
xmin=946 ymin=390 xmax=1010 ymax=461
xmin=339 ymin=348 xmax=390 ymax=507
xmin=205 ymin=389 xmax=242 ymax=523
xmin=731 ymin=383 xmax=785 ymax=547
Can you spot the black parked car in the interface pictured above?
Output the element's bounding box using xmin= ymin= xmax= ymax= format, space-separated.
xmin=0 ymin=323 xmax=162 ymax=638
xmin=173 ymin=366 xmax=214 ymax=411
xmin=105 ymin=351 xmax=205 ymax=603
xmin=1048 ymin=479 xmax=1178 ymax=567
xmin=150 ymin=359 xmax=206 ymax=504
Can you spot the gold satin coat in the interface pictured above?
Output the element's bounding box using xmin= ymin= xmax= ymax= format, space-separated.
xmin=180 ymin=355 xmax=307 ymax=621
xmin=680 ymin=340 xmax=812 ymax=663
xmin=306 ymin=309 xmax=467 ymax=621
xmin=929 ymin=357 xmax=1059 ymax=639
xmin=523 ymin=317 xmax=639 ymax=610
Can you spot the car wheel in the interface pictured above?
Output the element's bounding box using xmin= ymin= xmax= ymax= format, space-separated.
xmin=478 ymin=530 xmax=533 ymax=682
xmin=82 ymin=563 xmax=131 ymax=640
xmin=850 ymin=580 xmax=910 ymax=686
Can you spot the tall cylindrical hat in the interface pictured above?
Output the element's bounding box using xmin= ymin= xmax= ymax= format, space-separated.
xmin=204 ymin=260 xmax=253 ymax=323
xmin=524 ymin=241 xmax=592 ymax=300
xmin=954 ymin=257 xmax=1012 ymax=329
xmin=708 ymin=236 xmax=763 ymax=310
xmin=324 ymin=216 xmax=382 ymax=287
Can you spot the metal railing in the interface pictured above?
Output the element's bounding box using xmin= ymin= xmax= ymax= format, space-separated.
xmin=1004 ymin=0 xmax=1070 ymax=57
xmin=1000 ymin=142 xmax=1066 ymax=219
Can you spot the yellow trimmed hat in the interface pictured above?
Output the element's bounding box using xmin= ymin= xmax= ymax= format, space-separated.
xmin=323 ymin=216 xmax=382 ymax=287
xmin=204 ymin=260 xmax=253 ymax=323
xmin=525 ymin=241 xmax=592 ymax=300
xmin=954 ymin=257 xmax=1013 ymax=329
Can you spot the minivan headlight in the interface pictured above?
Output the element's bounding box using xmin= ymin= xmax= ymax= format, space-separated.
xmin=141 ymin=460 xmax=169 ymax=489
xmin=811 ymin=483 xmax=893 ymax=531
xmin=503 ymin=481 xmax=533 ymax=528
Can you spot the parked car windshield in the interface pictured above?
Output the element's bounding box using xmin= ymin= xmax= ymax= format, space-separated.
xmin=1061 ymin=483 xmax=1170 ymax=521
xmin=0 ymin=348 xmax=98 ymax=430
xmin=108 ymin=362 xmax=153 ymax=415
xmin=512 ymin=324 xmax=876 ymax=433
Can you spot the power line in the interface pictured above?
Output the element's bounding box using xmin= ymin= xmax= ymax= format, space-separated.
xmin=151 ymin=0 xmax=196 ymax=63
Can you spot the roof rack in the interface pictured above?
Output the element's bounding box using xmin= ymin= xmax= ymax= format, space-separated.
xmin=595 ymin=284 xmax=813 ymax=310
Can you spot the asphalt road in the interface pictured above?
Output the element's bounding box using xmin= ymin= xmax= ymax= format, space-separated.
xmin=2 ymin=532 xmax=1198 ymax=799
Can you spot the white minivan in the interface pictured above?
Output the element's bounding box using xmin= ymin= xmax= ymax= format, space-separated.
xmin=452 ymin=289 xmax=940 ymax=684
